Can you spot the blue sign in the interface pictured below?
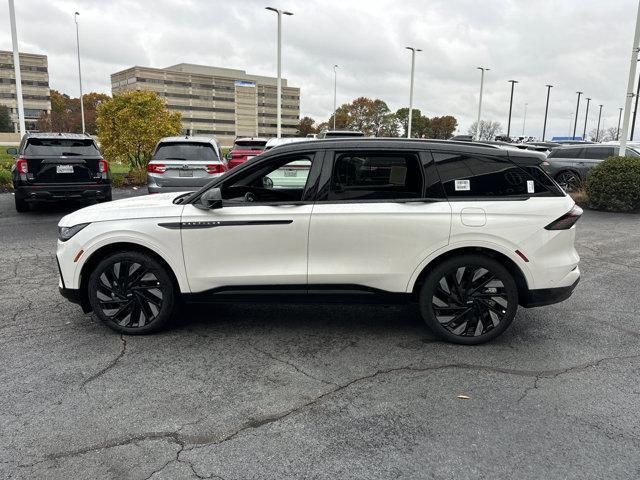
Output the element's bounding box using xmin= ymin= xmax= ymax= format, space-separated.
xmin=234 ymin=80 xmax=256 ymax=87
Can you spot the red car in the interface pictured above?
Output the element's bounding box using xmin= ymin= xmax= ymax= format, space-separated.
xmin=226 ymin=137 xmax=268 ymax=169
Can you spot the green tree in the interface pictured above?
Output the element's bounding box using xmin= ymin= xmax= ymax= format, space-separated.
xmin=296 ymin=116 xmax=318 ymax=136
xmin=37 ymin=90 xmax=111 ymax=134
xmin=83 ymin=92 xmax=111 ymax=134
xmin=395 ymin=107 xmax=431 ymax=138
xmin=0 ymin=105 xmax=11 ymax=132
xmin=97 ymin=90 xmax=182 ymax=169
xmin=327 ymin=104 xmax=350 ymax=130
xmin=430 ymin=115 xmax=458 ymax=139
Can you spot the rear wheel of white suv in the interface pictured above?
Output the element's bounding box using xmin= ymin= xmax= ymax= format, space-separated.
xmin=88 ymin=251 xmax=176 ymax=334
xmin=418 ymin=255 xmax=518 ymax=345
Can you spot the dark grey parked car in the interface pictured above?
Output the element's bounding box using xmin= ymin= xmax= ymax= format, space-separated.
xmin=545 ymin=144 xmax=640 ymax=191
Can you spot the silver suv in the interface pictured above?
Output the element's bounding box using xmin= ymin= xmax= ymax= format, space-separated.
xmin=146 ymin=136 xmax=226 ymax=194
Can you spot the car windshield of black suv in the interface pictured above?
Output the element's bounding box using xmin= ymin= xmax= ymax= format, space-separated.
xmin=153 ymin=142 xmax=218 ymax=161
xmin=24 ymin=139 xmax=100 ymax=156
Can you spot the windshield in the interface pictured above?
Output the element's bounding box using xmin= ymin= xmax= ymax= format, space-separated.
xmin=153 ymin=142 xmax=219 ymax=161
xmin=24 ymin=138 xmax=100 ymax=156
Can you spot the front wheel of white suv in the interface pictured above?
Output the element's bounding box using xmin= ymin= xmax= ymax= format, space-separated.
xmin=88 ymin=251 xmax=176 ymax=334
xmin=418 ymin=255 xmax=519 ymax=345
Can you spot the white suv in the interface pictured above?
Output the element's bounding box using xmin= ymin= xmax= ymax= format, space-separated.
xmin=57 ymin=139 xmax=581 ymax=345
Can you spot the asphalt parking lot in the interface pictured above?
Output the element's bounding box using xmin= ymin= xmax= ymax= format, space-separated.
xmin=1 ymin=189 xmax=639 ymax=479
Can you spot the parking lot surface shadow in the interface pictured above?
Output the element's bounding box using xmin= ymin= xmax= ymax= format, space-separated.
xmin=1 ymin=190 xmax=639 ymax=479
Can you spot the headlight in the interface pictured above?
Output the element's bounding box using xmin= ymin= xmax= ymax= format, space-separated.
xmin=58 ymin=223 xmax=90 ymax=242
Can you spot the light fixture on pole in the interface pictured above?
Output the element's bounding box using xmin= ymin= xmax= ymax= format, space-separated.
xmin=617 ymin=107 xmax=623 ymax=140
xmin=332 ymin=64 xmax=338 ymax=130
xmin=406 ymin=46 xmax=422 ymax=138
xmin=74 ymin=12 xmax=85 ymax=133
xmin=619 ymin=0 xmax=640 ymax=155
xmin=573 ymin=91 xmax=583 ymax=140
xmin=265 ymin=7 xmax=293 ymax=139
xmin=8 ymin=0 xmax=25 ymax=137
xmin=596 ymin=105 xmax=603 ymax=142
xmin=506 ymin=80 xmax=518 ymax=139
xmin=542 ymin=84 xmax=553 ymax=141
xmin=475 ymin=67 xmax=489 ymax=140
xmin=582 ymin=97 xmax=591 ymax=140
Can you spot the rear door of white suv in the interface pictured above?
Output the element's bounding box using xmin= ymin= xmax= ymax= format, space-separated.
xmin=307 ymin=147 xmax=451 ymax=293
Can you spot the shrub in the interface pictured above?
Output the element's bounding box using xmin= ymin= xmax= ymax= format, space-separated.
xmin=0 ymin=169 xmax=11 ymax=187
xmin=110 ymin=173 xmax=126 ymax=188
xmin=128 ymin=168 xmax=147 ymax=186
xmin=585 ymin=156 xmax=640 ymax=212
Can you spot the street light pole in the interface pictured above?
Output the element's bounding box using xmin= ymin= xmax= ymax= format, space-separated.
xmin=506 ymin=80 xmax=518 ymax=139
xmin=8 ymin=0 xmax=25 ymax=137
xmin=573 ymin=91 xmax=583 ymax=139
xmin=332 ymin=64 xmax=338 ymax=130
xmin=522 ymin=102 xmax=528 ymax=136
xmin=266 ymin=7 xmax=293 ymax=139
xmin=582 ymin=97 xmax=591 ymax=140
xmin=596 ymin=105 xmax=603 ymax=142
xmin=475 ymin=67 xmax=489 ymax=140
xmin=406 ymin=46 xmax=422 ymax=138
xmin=632 ymin=68 xmax=640 ymax=140
xmin=619 ymin=0 xmax=640 ymax=155
xmin=617 ymin=107 xmax=623 ymax=140
xmin=542 ymin=84 xmax=553 ymax=141
xmin=74 ymin=12 xmax=85 ymax=133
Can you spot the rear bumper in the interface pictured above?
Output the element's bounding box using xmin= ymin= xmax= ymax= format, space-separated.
xmin=520 ymin=276 xmax=580 ymax=308
xmin=16 ymin=183 xmax=111 ymax=202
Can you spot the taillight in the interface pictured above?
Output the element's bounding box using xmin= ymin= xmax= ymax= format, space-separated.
xmin=98 ymin=159 xmax=108 ymax=173
xmin=206 ymin=164 xmax=226 ymax=174
xmin=545 ymin=205 xmax=583 ymax=230
xmin=147 ymin=163 xmax=166 ymax=174
xmin=16 ymin=158 xmax=28 ymax=174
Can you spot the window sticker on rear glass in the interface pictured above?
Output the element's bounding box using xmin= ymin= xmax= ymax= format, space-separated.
xmin=455 ymin=179 xmax=471 ymax=191
xmin=527 ymin=180 xmax=535 ymax=194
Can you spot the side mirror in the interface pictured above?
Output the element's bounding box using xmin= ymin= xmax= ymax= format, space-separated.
xmin=197 ymin=187 xmax=223 ymax=210
xmin=6 ymin=148 xmax=17 ymax=155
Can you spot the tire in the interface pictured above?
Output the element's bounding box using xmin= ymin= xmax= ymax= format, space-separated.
xmin=418 ymin=254 xmax=519 ymax=345
xmin=14 ymin=194 xmax=29 ymax=212
xmin=87 ymin=251 xmax=176 ymax=334
xmin=555 ymin=170 xmax=581 ymax=192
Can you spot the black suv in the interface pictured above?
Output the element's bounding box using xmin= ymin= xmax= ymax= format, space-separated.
xmin=9 ymin=133 xmax=112 ymax=212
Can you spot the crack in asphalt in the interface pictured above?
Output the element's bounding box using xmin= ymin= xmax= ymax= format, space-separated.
xmin=80 ymin=334 xmax=127 ymax=390
xmin=251 ymin=345 xmax=339 ymax=387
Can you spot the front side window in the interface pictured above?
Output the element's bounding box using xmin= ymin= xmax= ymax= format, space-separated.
xmin=329 ymin=152 xmax=423 ymax=201
xmin=153 ymin=142 xmax=218 ymax=161
xmin=434 ymin=152 xmax=553 ymax=198
xmin=221 ymin=154 xmax=314 ymax=204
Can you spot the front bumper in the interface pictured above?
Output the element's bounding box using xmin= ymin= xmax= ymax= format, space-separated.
xmin=16 ymin=184 xmax=111 ymax=202
xmin=520 ymin=276 xmax=580 ymax=308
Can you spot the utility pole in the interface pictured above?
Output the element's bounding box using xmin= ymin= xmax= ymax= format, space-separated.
xmin=507 ymin=80 xmax=518 ymax=139
xmin=596 ymin=105 xmax=603 ymax=142
xmin=8 ymin=0 xmax=25 ymax=137
xmin=476 ymin=67 xmax=489 ymax=140
xmin=542 ymin=84 xmax=553 ymax=141
xmin=632 ymin=68 xmax=640 ymax=140
xmin=582 ymin=97 xmax=591 ymax=140
xmin=75 ymin=12 xmax=85 ymax=133
xmin=573 ymin=91 xmax=583 ymax=139
xmin=619 ymin=0 xmax=640 ymax=155
xmin=617 ymin=107 xmax=624 ymax=140
xmin=332 ymin=64 xmax=338 ymax=130
xmin=406 ymin=46 xmax=422 ymax=138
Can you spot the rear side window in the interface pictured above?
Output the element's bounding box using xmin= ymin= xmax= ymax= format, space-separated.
xmin=548 ymin=147 xmax=583 ymax=159
xmin=23 ymin=138 xmax=100 ymax=156
xmin=233 ymin=140 xmax=267 ymax=150
xmin=153 ymin=142 xmax=218 ymax=161
xmin=433 ymin=152 xmax=555 ymax=198
xmin=584 ymin=147 xmax=615 ymax=160
xmin=329 ymin=152 xmax=423 ymax=201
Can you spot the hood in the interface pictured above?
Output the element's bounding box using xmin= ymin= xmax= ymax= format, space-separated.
xmin=59 ymin=192 xmax=187 ymax=227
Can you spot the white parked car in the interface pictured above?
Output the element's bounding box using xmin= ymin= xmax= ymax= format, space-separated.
xmin=58 ymin=139 xmax=581 ymax=344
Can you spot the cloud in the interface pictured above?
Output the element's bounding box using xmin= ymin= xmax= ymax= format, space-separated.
xmin=0 ymin=0 xmax=637 ymax=138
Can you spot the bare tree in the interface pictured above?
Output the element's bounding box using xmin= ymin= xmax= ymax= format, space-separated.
xmin=467 ymin=120 xmax=503 ymax=141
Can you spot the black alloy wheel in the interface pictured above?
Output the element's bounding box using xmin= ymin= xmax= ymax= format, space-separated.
xmin=88 ymin=251 xmax=175 ymax=334
xmin=419 ymin=255 xmax=518 ymax=345
xmin=555 ymin=171 xmax=581 ymax=192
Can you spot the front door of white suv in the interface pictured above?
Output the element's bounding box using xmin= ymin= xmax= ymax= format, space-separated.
xmin=307 ymin=149 xmax=451 ymax=293
xmin=180 ymin=151 xmax=320 ymax=293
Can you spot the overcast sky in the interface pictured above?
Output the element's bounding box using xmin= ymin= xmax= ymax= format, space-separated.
xmin=1 ymin=0 xmax=639 ymax=138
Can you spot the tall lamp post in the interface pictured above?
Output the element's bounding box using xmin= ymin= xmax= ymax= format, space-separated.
xmin=475 ymin=67 xmax=489 ymax=140
xmin=266 ymin=7 xmax=293 ymax=138
xmin=582 ymin=97 xmax=591 ymax=140
xmin=542 ymin=84 xmax=553 ymax=141
xmin=596 ymin=105 xmax=603 ymax=142
xmin=74 ymin=12 xmax=85 ymax=133
xmin=332 ymin=64 xmax=338 ymax=130
xmin=632 ymin=66 xmax=640 ymax=140
xmin=8 ymin=0 xmax=25 ymax=137
xmin=573 ymin=91 xmax=583 ymax=139
xmin=617 ymin=107 xmax=623 ymax=140
xmin=506 ymin=80 xmax=518 ymax=139
xmin=619 ymin=0 xmax=640 ymax=155
xmin=406 ymin=46 xmax=422 ymax=138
